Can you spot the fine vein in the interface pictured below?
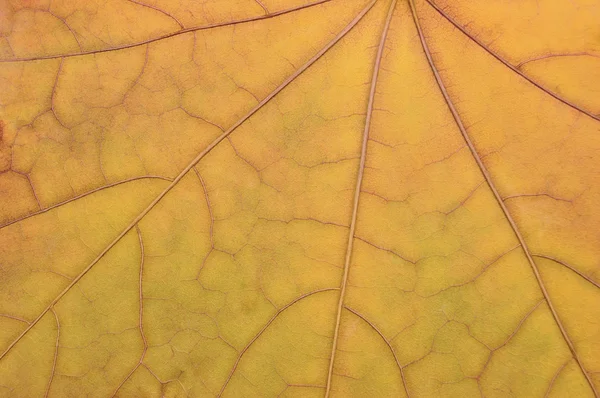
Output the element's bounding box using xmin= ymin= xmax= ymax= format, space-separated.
xmin=0 ymin=0 xmax=379 ymax=364
xmin=533 ymin=254 xmax=600 ymax=290
xmin=325 ymin=0 xmax=396 ymax=396
xmin=193 ymin=167 xmax=215 ymax=276
xmin=345 ymin=306 xmax=409 ymax=397
xmin=126 ymin=0 xmax=184 ymax=28
xmin=44 ymin=307 xmax=59 ymax=398
xmin=0 ymin=175 xmax=173 ymax=230
xmin=408 ymin=1 xmax=598 ymax=396
xmin=545 ymin=360 xmax=570 ymax=398
xmin=218 ymin=288 xmax=339 ymax=396
xmin=0 ymin=0 xmax=331 ymax=63
xmin=111 ymin=225 xmax=147 ymax=397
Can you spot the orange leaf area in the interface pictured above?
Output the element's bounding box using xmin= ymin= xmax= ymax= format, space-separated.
xmin=0 ymin=0 xmax=599 ymax=396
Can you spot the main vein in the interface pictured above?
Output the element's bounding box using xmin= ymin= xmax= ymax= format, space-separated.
xmin=0 ymin=0 xmax=379 ymax=364
xmin=408 ymin=0 xmax=598 ymax=396
xmin=324 ymin=0 xmax=396 ymax=396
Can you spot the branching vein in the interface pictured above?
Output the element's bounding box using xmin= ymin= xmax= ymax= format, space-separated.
xmin=425 ymin=0 xmax=600 ymax=122
xmin=345 ymin=306 xmax=409 ymax=397
xmin=408 ymin=1 xmax=598 ymax=395
xmin=0 ymin=0 xmax=380 ymax=366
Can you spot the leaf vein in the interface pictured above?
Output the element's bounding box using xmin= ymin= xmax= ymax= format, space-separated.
xmin=425 ymin=0 xmax=600 ymax=122
xmin=44 ymin=307 xmax=60 ymax=398
xmin=344 ymin=306 xmax=410 ymax=397
xmin=325 ymin=0 xmax=396 ymax=395
xmin=409 ymin=1 xmax=598 ymax=395
xmin=0 ymin=0 xmax=332 ymax=63
xmin=533 ymin=254 xmax=600 ymax=290
xmin=111 ymin=225 xmax=147 ymax=397
xmin=218 ymin=288 xmax=339 ymax=397
xmin=0 ymin=175 xmax=173 ymax=230
xmin=0 ymin=0 xmax=379 ymax=366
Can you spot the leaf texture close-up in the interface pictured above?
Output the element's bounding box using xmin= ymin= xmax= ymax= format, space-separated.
xmin=0 ymin=0 xmax=599 ymax=396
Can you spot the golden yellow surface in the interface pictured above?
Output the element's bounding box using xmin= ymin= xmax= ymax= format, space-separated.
xmin=0 ymin=0 xmax=599 ymax=396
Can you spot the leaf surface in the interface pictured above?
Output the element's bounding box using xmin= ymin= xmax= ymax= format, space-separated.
xmin=0 ymin=0 xmax=599 ymax=396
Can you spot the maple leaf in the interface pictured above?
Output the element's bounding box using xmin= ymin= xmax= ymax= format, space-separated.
xmin=0 ymin=0 xmax=599 ymax=396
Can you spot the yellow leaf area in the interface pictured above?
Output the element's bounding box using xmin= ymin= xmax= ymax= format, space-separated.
xmin=0 ymin=0 xmax=599 ymax=396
